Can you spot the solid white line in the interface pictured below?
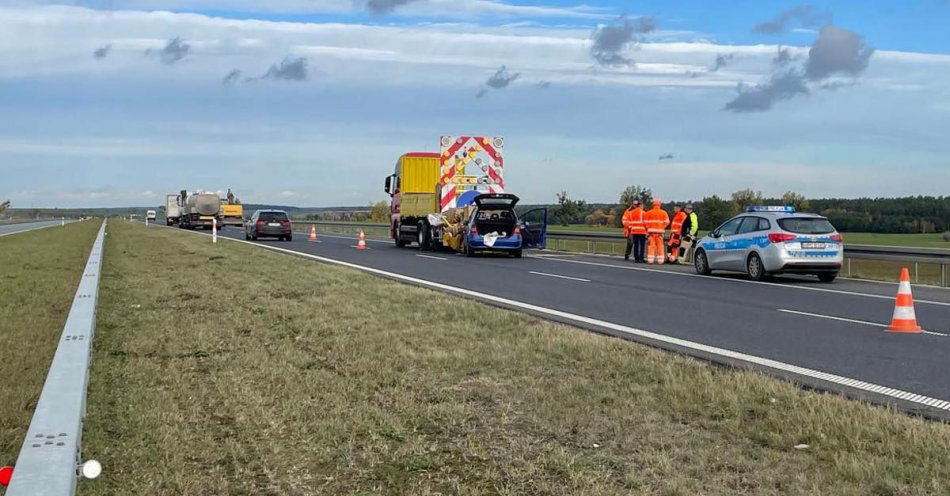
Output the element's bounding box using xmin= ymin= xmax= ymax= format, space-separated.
xmin=779 ymin=309 xmax=949 ymax=337
xmin=777 ymin=309 xmax=886 ymax=327
xmin=529 ymin=271 xmax=591 ymax=282
xmin=416 ymin=254 xmax=448 ymax=261
xmin=541 ymin=256 xmax=950 ymax=307
xmin=171 ymin=226 xmax=950 ymax=414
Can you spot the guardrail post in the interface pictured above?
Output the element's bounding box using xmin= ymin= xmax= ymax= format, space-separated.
xmin=943 ymin=264 xmax=947 ymax=288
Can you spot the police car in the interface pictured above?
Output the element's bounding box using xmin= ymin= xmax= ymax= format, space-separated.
xmin=693 ymin=206 xmax=843 ymax=283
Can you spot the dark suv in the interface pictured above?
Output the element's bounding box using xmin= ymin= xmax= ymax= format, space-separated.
xmin=245 ymin=210 xmax=293 ymax=241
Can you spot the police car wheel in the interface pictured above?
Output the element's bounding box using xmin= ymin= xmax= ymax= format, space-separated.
xmin=818 ymin=272 xmax=838 ymax=283
xmin=747 ymin=253 xmax=766 ymax=281
xmin=694 ymin=250 xmax=711 ymax=275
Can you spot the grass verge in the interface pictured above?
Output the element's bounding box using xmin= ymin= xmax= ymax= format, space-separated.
xmin=0 ymin=220 xmax=101 ymax=464
xmin=84 ymin=221 xmax=950 ymax=495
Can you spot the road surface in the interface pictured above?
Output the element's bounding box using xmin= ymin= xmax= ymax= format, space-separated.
xmin=188 ymin=225 xmax=950 ymax=419
xmin=0 ymin=220 xmax=70 ymax=237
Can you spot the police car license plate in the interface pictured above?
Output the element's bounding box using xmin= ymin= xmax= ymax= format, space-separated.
xmin=802 ymin=242 xmax=825 ymax=249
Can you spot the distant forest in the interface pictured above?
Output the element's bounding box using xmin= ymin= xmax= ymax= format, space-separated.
xmin=546 ymin=187 xmax=950 ymax=234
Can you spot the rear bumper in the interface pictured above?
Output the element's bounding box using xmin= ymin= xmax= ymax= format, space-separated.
xmin=468 ymin=236 xmax=522 ymax=250
xmin=777 ymin=262 xmax=842 ymax=274
xmin=761 ymin=244 xmax=843 ymax=273
xmin=254 ymin=227 xmax=292 ymax=237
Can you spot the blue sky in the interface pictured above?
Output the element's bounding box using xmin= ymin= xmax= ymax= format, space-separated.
xmin=1 ymin=0 xmax=948 ymax=207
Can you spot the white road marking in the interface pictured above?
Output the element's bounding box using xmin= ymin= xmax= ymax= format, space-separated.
xmin=173 ymin=226 xmax=950 ymax=415
xmin=778 ymin=309 xmax=949 ymax=337
xmin=542 ymin=256 xmax=950 ymax=307
xmin=778 ymin=309 xmax=887 ymax=327
xmin=416 ymin=254 xmax=448 ymax=261
xmin=529 ymin=271 xmax=591 ymax=282
xmin=300 ymin=232 xmax=391 ymax=244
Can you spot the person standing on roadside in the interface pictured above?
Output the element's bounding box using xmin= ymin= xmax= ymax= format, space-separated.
xmin=622 ymin=199 xmax=647 ymax=262
xmin=667 ymin=204 xmax=688 ymax=263
xmin=679 ymin=204 xmax=700 ymax=263
xmin=644 ymin=199 xmax=670 ymax=264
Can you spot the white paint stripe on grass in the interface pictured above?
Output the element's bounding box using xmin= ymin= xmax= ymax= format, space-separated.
xmin=529 ymin=271 xmax=590 ymax=282
xmin=174 ymin=226 xmax=950 ymax=415
xmin=542 ymin=256 xmax=950 ymax=307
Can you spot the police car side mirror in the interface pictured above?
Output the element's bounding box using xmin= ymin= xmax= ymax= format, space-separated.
xmin=711 ymin=231 xmax=720 ymax=238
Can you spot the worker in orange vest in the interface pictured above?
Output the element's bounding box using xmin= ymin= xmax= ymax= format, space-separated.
xmin=644 ymin=199 xmax=670 ymax=264
xmin=622 ymin=199 xmax=647 ymax=262
xmin=667 ymin=204 xmax=688 ymax=263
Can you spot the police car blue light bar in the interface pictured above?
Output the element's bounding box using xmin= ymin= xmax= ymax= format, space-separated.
xmin=747 ymin=206 xmax=795 ymax=213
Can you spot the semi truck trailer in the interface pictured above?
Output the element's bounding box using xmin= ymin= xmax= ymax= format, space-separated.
xmin=165 ymin=194 xmax=181 ymax=226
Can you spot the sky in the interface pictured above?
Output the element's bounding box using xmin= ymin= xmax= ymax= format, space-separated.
xmin=1 ymin=0 xmax=948 ymax=208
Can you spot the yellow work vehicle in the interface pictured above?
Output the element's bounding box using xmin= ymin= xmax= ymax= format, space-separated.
xmin=220 ymin=189 xmax=244 ymax=228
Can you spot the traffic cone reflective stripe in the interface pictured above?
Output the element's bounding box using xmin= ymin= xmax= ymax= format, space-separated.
xmin=887 ymin=268 xmax=922 ymax=333
xmin=308 ymin=225 xmax=318 ymax=242
xmin=356 ymin=230 xmax=367 ymax=250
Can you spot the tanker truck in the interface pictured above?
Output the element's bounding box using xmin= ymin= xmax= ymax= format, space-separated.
xmin=177 ymin=190 xmax=222 ymax=230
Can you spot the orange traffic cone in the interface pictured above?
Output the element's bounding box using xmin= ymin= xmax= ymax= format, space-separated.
xmin=356 ymin=230 xmax=367 ymax=251
xmin=308 ymin=224 xmax=318 ymax=242
xmin=887 ymin=268 xmax=922 ymax=333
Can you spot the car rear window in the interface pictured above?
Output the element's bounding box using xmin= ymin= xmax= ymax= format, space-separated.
xmin=778 ymin=217 xmax=835 ymax=234
xmin=259 ymin=212 xmax=288 ymax=222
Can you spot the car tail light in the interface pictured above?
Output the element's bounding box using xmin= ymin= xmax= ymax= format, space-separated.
xmin=280 ymin=220 xmax=291 ymax=226
xmin=513 ymin=227 xmax=521 ymax=236
xmin=768 ymin=232 xmax=797 ymax=243
xmin=256 ymin=220 xmax=265 ymax=227
xmin=470 ymin=226 xmax=478 ymax=236
xmin=830 ymin=233 xmax=843 ymax=242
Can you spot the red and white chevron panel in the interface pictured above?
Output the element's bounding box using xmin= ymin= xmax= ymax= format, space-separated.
xmin=439 ymin=136 xmax=505 ymax=211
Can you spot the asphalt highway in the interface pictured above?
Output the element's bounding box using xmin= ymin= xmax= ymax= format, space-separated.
xmin=198 ymin=225 xmax=950 ymax=419
xmin=0 ymin=220 xmax=70 ymax=237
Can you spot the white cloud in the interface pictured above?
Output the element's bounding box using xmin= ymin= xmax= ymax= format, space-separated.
xmin=10 ymin=0 xmax=610 ymax=19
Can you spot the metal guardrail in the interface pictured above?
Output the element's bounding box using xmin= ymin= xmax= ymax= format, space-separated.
xmin=5 ymin=220 xmax=106 ymax=495
xmin=297 ymin=220 xmax=950 ymax=286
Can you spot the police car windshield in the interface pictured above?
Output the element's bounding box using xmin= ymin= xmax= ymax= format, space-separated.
xmin=778 ymin=218 xmax=835 ymax=234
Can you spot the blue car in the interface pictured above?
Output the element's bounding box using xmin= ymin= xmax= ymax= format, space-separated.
xmin=462 ymin=193 xmax=547 ymax=258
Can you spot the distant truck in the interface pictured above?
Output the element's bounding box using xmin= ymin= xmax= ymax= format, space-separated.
xmin=383 ymin=136 xmax=546 ymax=255
xmin=146 ymin=210 xmax=157 ymax=221
xmin=219 ymin=189 xmax=244 ymax=228
xmin=165 ymin=194 xmax=180 ymax=226
xmin=177 ymin=190 xmax=221 ymax=230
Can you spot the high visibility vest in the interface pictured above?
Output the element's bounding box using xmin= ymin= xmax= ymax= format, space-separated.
xmin=644 ymin=207 xmax=669 ymax=234
xmin=623 ymin=207 xmax=646 ymax=235
xmin=670 ymin=211 xmax=687 ymax=236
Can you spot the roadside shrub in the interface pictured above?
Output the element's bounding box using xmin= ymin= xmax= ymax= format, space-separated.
xmin=942 ymin=232 xmax=950 ymax=242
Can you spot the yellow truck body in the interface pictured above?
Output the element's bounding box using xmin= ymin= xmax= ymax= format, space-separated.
xmin=395 ymin=153 xmax=440 ymax=218
xmin=220 ymin=202 xmax=244 ymax=227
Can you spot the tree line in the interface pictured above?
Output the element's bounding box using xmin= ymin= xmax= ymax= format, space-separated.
xmin=552 ymin=188 xmax=950 ymax=234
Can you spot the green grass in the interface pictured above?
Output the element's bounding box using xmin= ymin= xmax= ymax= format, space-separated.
xmin=841 ymin=232 xmax=950 ymax=249
xmin=78 ymin=221 xmax=950 ymax=495
xmin=0 ymin=220 xmax=101 ymax=463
